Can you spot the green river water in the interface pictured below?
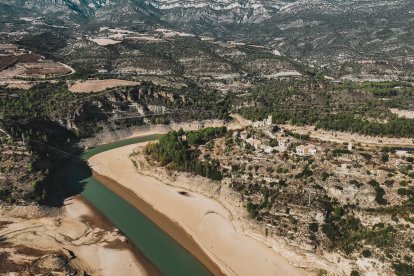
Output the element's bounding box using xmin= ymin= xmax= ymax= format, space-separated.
xmin=65 ymin=134 xmax=211 ymax=276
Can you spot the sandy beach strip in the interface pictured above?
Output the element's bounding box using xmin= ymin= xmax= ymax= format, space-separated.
xmin=89 ymin=143 xmax=305 ymax=276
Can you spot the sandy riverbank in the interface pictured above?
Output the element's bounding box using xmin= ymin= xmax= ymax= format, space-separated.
xmin=0 ymin=196 xmax=159 ymax=276
xmin=92 ymin=171 xmax=225 ymax=276
xmin=89 ymin=142 xmax=306 ymax=276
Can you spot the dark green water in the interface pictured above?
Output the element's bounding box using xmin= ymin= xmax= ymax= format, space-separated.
xmin=66 ymin=134 xmax=211 ymax=276
xmin=81 ymin=134 xmax=163 ymax=159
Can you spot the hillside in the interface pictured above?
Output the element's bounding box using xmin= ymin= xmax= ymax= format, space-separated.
xmin=0 ymin=0 xmax=413 ymax=80
xmin=0 ymin=2 xmax=413 ymax=275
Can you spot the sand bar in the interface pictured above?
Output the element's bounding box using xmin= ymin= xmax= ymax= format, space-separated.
xmin=0 ymin=195 xmax=159 ymax=276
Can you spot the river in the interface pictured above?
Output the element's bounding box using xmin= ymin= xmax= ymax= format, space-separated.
xmin=65 ymin=134 xmax=211 ymax=275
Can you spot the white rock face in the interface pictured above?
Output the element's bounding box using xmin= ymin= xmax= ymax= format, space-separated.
xmin=141 ymin=0 xmax=287 ymax=22
xmin=134 ymin=0 xmax=410 ymax=23
xmin=16 ymin=0 xmax=412 ymax=24
xmin=144 ymin=0 xmax=279 ymax=11
xmin=139 ymin=0 xmax=354 ymax=14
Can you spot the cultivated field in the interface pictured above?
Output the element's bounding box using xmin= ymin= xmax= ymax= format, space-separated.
xmin=68 ymin=79 xmax=141 ymax=93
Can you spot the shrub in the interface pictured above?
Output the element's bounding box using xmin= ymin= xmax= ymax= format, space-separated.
xmin=384 ymin=180 xmax=394 ymax=187
xmin=393 ymin=262 xmax=414 ymax=276
xmin=309 ymin=222 xmax=319 ymax=233
xmin=368 ymin=179 xmax=380 ymax=187
xmin=361 ymin=153 xmax=372 ymax=161
xmin=350 ymin=180 xmax=363 ymax=188
xmin=361 ymin=249 xmax=372 ymax=258
xmin=398 ymin=188 xmax=407 ymax=196
xmin=322 ymin=172 xmax=330 ymax=181
xmin=400 ymin=180 xmax=408 ymax=186
xmin=322 ymin=223 xmax=340 ymax=241
xmin=367 ymin=180 xmax=388 ymax=204
xmin=363 ymin=226 xmax=395 ymax=248
xmin=317 ymin=269 xmax=328 ymax=276
xmin=374 ymin=186 xmax=388 ymax=205
xmin=6 ymin=196 xmax=15 ymax=204
xmin=247 ymin=201 xmax=259 ymax=218
xmin=332 ymin=148 xmax=351 ymax=157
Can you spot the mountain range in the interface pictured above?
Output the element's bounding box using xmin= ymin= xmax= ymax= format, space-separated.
xmin=0 ymin=0 xmax=413 ymax=79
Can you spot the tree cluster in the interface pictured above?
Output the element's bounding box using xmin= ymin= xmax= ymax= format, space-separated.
xmin=144 ymin=128 xmax=225 ymax=181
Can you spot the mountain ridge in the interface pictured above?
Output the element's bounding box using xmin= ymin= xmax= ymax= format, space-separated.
xmin=1 ymin=0 xmax=413 ymax=78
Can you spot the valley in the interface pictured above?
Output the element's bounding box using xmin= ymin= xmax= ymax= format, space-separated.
xmin=0 ymin=0 xmax=413 ymax=275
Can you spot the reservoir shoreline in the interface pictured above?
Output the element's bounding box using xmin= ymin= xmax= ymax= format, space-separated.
xmin=75 ymin=195 xmax=162 ymax=276
xmin=91 ymin=170 xmax=226 ymax=276
xmin=88 ymin=141 xmax=306 ymax=276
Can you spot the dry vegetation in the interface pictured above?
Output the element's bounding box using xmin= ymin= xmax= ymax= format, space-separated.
xmin=151 ymin=125 xmax=414 ymax=274
xmin=215 ymin=127 xmax=414 ymax=274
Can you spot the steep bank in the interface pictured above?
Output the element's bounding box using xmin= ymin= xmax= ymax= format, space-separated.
xmin=80 ymin=114 xmax=251 ymax=149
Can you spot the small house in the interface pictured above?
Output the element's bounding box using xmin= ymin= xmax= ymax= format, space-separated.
xmin=296 ymin=144 xmax=317 ymax=156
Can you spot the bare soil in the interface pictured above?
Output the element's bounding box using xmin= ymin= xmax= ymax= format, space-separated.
xmin=68 ymin=79 xmax=141 ymax=93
